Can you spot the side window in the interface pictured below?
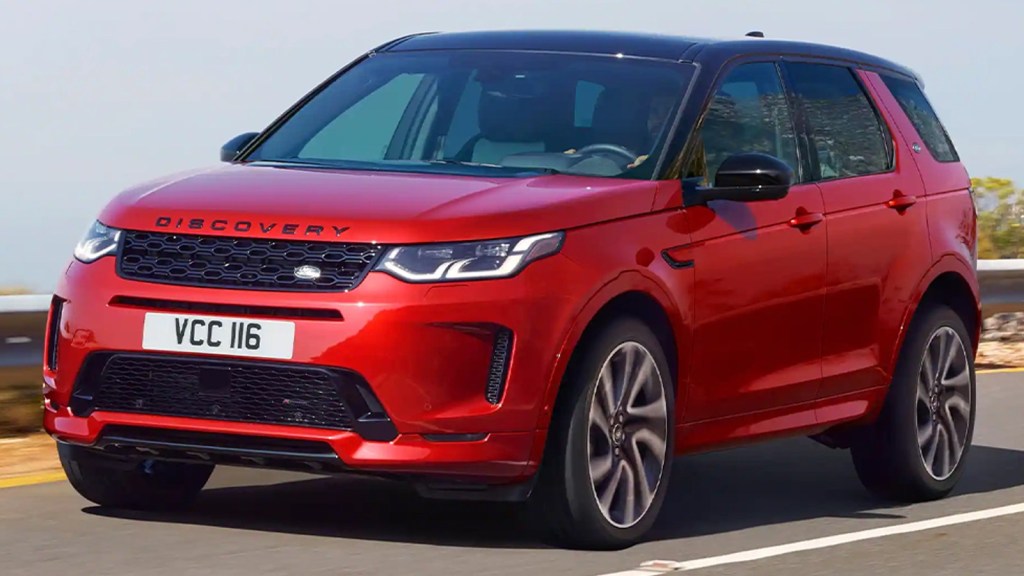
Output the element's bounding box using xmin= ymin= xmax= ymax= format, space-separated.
xmin=784 ymin=63 xmax=893 ymax=180
xmin=690 ymin=62 xmax=801 ymax=183
xmin=880 ymin=74 xmax=959 ymax=162
xmin=300 ymin=73 xmax=426 ymax=161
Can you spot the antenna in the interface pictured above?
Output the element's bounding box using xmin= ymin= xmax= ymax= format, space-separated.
xmin=745 ymin=31 xmax=765 ymax=38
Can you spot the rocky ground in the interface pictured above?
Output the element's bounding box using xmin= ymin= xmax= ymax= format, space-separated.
xmin=978 ymin=312 xmax=1024 ymax=369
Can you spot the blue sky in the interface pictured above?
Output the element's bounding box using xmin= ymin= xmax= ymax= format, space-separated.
xmin=2 ymin=0 xmax=1021 ymax=291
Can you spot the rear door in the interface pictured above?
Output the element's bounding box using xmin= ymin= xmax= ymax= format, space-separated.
xmin=683 ymin=59 xmax=827 ymax=421
xmin=780 ymin=61 xmax=931 ymax=412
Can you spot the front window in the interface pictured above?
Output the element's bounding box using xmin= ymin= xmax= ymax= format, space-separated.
xmin=243 ymin=50 xmax=696 ymax=179
xmin=686 ymin=61 xmax=802 ymax=183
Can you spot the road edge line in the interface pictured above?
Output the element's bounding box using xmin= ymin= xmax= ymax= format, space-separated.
xmin=598 ymin=502 xmax=1024 ymax=574
xmin=0 ymin=471 xmax=66 ymax=490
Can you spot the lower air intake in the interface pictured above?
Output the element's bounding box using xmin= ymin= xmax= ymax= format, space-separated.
xmin=70 ymin=353 xmax=398 ymax=441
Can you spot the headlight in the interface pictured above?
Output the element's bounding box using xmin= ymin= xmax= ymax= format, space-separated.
xmin=74 ymin=221 xmax=122 ymax=263
xmin=375 ymin=232 xmax=564 ymax=282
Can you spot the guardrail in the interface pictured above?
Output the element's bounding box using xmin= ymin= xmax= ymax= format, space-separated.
xmin=977 ymin=259 xmax=1024 ymax=319
xmin=0 ymin=260 xmax=1021 ymax=369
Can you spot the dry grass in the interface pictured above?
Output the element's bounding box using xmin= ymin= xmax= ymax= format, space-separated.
xmin=0 ymin=433 xmax=60 ymax=479
xmin=0 ymin=366 xmax=42 ymax=436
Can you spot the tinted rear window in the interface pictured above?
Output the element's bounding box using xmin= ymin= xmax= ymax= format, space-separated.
xmin=880 ymin=75 xmax=959 ymax=162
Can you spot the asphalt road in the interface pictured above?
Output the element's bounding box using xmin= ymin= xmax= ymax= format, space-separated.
xmin=2 ymin=372 xmax=1022 ymax=576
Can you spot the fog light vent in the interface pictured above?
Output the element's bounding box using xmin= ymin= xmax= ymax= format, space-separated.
xmin=485 ymin=328 xmax=513 ymax=405
xmin=46 ymin=297 xmax=65 ymax=370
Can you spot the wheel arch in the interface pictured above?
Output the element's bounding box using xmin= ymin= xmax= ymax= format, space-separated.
xmin=537 ymin=271 xmax=691 ymax=435
xmin=891 ymin=255 xmax=981 ymax=379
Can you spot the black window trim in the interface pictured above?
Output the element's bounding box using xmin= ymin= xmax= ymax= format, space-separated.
xmin=778 ymin=56 xmax=898 ymax=184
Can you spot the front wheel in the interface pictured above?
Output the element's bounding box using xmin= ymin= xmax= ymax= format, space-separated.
xmin=850 ymin=302 xmax=976 ymax=501
xmin=530 ymin=316 xmax=675 ymax=550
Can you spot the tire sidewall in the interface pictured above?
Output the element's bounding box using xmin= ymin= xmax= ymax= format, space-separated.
xmin=560 ymin=316 xmax=676 ymax=546
xmin=886 ymin=304 xmax=977 ymax=496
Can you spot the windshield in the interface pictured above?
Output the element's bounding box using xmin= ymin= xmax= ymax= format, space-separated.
xmin=242 ymin=50 xmax=696 ymax=179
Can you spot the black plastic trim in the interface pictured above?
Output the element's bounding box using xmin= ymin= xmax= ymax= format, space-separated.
xmin=70 ymin=352 xmax=398 ymax=442
xmin=661 ymin=251 xmax=694 ymax=269
xmin=485 ymin=328 xmax=513 ymax=405
xmin=87 ymin=426 xmax=346 ymax=473
xmin=95 ymin=426 xmax=339 ymax=460
xmin=45 ymin=296 xmax=64 ymax=370
xmin=109 ymin=296 xmax=343 ymax=320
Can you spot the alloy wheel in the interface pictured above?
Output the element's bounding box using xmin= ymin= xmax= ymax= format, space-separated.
xmin=915 ymin=326 xmax=972 ymax=481
xmin=587 ymin=341 xmax=669 ymax=528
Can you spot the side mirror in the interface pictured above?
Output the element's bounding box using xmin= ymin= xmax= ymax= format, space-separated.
xmin=686 ymin=152 xmax=794 ymax=206
xmin=220 ymin=132 xmax=260 ymax=162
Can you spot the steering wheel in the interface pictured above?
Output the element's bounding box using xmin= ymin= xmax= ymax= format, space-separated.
xmin=574 ymin=143 xmax=639 ymax=165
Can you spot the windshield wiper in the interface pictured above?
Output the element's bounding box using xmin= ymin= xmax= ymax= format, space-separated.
xmin=426 ymin=159 xmax=564 ymax=174
xmin=249 ymin=158 xmax=353 ymax=168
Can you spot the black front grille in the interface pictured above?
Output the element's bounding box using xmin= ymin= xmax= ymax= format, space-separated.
xmin=74 ymin=354 xmax=359 ymax=430
xmin=117 ymin=230 xmax=383 ymax=292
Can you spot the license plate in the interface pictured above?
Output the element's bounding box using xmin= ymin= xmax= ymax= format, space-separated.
xmin=141 ymin=312 xmax=295 ymax=360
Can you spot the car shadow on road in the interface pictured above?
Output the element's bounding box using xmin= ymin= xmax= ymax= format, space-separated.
xmin=82 ymin=439 xmax=1024 ymax=549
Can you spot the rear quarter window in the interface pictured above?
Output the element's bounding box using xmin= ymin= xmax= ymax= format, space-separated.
xmin=880 ymin=74 xmax=960 ymax=163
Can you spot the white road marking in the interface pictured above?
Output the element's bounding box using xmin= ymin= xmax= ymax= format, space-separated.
xmin=4 ymin=336 xmax=32 ymax=345
xmin=599 ymin=502 xmax=1024 ymax=574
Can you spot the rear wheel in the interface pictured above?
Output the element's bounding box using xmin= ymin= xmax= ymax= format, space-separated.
xmin=58 ymin=442 xmax=214 ymax=510
xmin=850 ymin=302 xmax=976 ymax=501
xmin=531 ymin=316 xmax=674 ymax=550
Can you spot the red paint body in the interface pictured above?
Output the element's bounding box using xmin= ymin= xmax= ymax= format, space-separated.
xmin=42 ymin=37 xmax=979 ymax=492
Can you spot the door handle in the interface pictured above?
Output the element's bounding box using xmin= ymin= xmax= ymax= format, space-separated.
xmin=886 ymin=192 xmax=918 ymax=211
xmin=788 ymin=211 xmax=824 ymax=230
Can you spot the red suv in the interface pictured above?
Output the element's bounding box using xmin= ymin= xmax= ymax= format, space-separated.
xmin=43 ymin=30 xmax=979 ymax=549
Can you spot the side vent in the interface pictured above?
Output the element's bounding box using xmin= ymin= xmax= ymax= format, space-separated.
xmin=45 ymin=297 xmax=65 ymax=370
xmin=485 ymin=328 xmax=514 ymax=405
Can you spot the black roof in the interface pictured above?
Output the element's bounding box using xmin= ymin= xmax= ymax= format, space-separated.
xmin=381 ymin=29 xmax=921 ymax=82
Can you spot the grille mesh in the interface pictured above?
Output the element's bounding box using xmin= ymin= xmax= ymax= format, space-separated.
xmin=89 ymin=355 xmax=354 ymax=430
xmin=117 ymin=231 xmax=382 ymax=291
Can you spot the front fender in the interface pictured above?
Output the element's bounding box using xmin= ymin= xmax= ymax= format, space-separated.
xmin=536 ymin=265 xmax=693 ymax=431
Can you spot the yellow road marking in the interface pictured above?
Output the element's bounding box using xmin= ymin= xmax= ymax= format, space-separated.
xmin=0 ymin=471 xmax=65 ymax=490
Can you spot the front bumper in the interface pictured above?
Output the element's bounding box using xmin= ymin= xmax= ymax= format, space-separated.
xmin=43 ymin=254 xmax=587 ymax=483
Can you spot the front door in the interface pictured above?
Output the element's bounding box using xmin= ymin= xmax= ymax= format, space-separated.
xmin=683 ymin=60 xmax=827 ymax=422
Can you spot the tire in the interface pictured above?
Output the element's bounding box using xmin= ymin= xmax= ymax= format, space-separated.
xmin=58 ymin=442 xmax=214 ymax=511
xmin=530 ymin=316 xmax=675 ymax=550
xmin=850 ymin=302 xmax=976 ymax=502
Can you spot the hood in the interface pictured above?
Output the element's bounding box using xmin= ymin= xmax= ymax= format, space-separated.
xmin=97 ymin=163 xmax=660 ymax=244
